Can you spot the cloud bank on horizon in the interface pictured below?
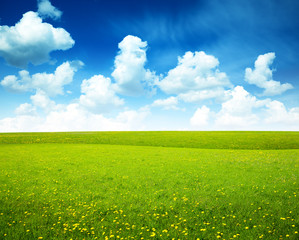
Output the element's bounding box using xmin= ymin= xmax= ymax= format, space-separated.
xmin=0 ymin=0 xmax=298 ymax=131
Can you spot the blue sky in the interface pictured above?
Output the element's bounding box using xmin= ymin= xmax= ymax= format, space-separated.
xmin=0 ymin=0 xmax=298 ymax=131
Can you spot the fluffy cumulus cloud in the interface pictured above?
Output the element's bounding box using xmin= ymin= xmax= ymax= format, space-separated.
xmin=37 ymin=0 xmax=62 ymax=20
xmin=0 ymin=115 xmax=43 ymax=132
xmin=151 ymin=96 xmax=179 ymax=110
xmin=265 ymin=101 xmax=299 ymax=129
xmin=189 ymin=86 xmax=299 ymax=130
xmin=0 ymin=104 xmax=150 ymax=132
xmin=1 ymin=61 xmax=83 ymax=96
xmin=214 ymin=86 xmax=267 ymax=128
xmin=245 ymin=52 xmax=293 ymax=96
xmin=79 ymin=75 xmax=124 ymax=113
xmin=0 ymin=11 xmax=74 ymax=67
xmin=30 ymin=90 xmax=62 ymax=112
xmin=158 ymin=51 xmax=232 ymax=95
xmin=46 ymin=106 xmax=149 ymax=131
xmin=0 ymin=31 xmax=298 ymax=132
xmin=112 ymin=35 xmax=158 ymax=96
xmin=13 ymin=90 xmax=62 ymax=118
xmin=190 ymin=105 xmax=210 ymax=127
xmin=15 ymin=103 xmax=37 ymax=116
xmin=0 ymin=70 xmax=30 ymax=92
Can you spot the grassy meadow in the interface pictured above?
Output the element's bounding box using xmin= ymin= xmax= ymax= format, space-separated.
xmin=0 ymin=132 xmax=298 ymax=239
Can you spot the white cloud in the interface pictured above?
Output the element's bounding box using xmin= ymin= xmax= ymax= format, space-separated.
xmin=178 ymin=88 xmax=229 ymax=103
xmin=265 ymin=100 xmax=299 ymax=128
xmin=151 ymin=96 xmax=179 ymax=110
xmin=112 ymin=35 xmax=158 ymax=96
xmin=0 ymin=71 xmax=30 ymax=92
xmin=1 ymin=32 xmax=297 ymax=132
xmin=15 ymin=103 xmax=37 ymax=116
xmin=79 ymin=74 xmax=124 ymax=113
xmin=158 ymin=51 xmax=232 ymax=95
xmin=214 ymin=86 xmax=268 ymax=129
xmin=37 ymin=0 xmax=62 ymax=20
xmin=42 ymin=106 xmax=149 ymax=132
xmin=189 ymin=86 xmax=299 ymax=130
xmin=0 ymin=115 xmax=43 ymax=132
xmin=219 ymin=86 xmax=267 ymax=115
xmin=0 ymin=104 xmax=150 ymax=132
xmin=30 ymin=90 xmax=62 ymax=112
xmin=1 ymin=61 xmax=83 ymax=96
xmin=0 ymin=11 xmax=74 ymax=67
xmin=245 ymin=52 xmax=293 ymax=96
xmin=190 ymin=105 xmax=210 ymax=127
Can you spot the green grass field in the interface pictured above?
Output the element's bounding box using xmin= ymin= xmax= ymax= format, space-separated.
xmin=0 ymin=132 xmax=298 ymax=239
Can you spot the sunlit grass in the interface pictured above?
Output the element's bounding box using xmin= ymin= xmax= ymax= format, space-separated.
xmin=0 ymin=132 xmax=298 ymax=239
xmin=0 ymin=131 xmax=299 ymax=149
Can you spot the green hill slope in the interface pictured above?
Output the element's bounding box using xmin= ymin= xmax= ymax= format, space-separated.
xmin=0 ymin=131 xmax=298 ymax=149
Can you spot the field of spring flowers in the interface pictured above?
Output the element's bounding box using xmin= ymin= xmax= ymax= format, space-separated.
xmin=0 ymin=132 xmax=298 ymax=239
